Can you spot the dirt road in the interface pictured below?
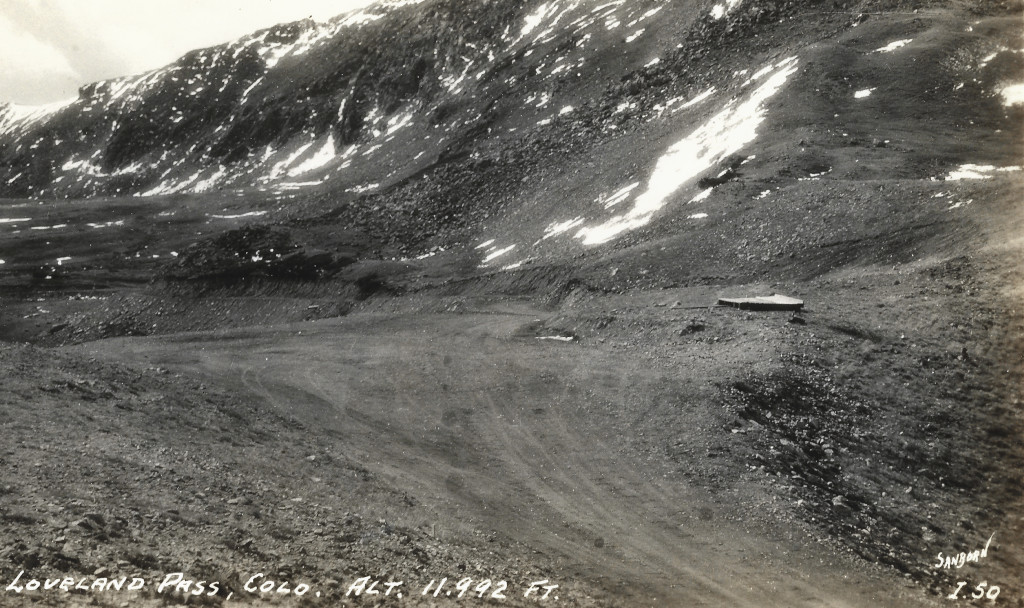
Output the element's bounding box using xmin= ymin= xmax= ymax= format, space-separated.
xmin=75 ymin=304 xmax=936 ymax=607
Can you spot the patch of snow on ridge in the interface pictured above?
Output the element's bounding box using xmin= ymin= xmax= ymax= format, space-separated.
xmin=278 ymin=180 xmax=324 ymax=189
xmin=378 ymin=0 xmax=429 ymax=8
xmin=483 ymin=244 xmax=516 ymax=263
xmin=599 ymin=182 xmax=640 ymax=208
xmin=743 ymin=65 xmax=775 ymax=86
xmin=257 ymin=23 xmax=331 ymax=69
xmin=998 ymin=83 xmax=1024 ymax=106
xmin=625 ymin=29 xmax=645 ymax=43
xmin=689 ymin=188 xmax=714 ymax=203
xmin=874 ymin=39 xmax=913 ymax=53
xmin=441 ymin=58 xmax=474 ymax=94
xmin=287 ymin=135 xmax=337 ymax=177
xmin=542 ymin=217 xmax=585 ymax=240
xmin=86 ymin=220 xmax=125 ymax=229
xmin=627 ymin=6 xmax=662 ymax=27
xmin=711 ymin=0 xmax=742 ymax=20
xmin=61 ymin=156 xmax=106 ymax=177
xmin=267 ymin=141 xmax=315 ymax=180
xmin=576 ymin=57 xmax=800 ymax=245
xmin=854 ymin=88 xmax=874 ymax=99
xmin=138 ymin=170 xmax=203 ymax=197
xmin=210 ymin=211 xmax=268 ymax=219
xmin=946 ymin=164 xmax=1022 ymax=180
xmin=386 ymin=112 xmax=415 ymax=135
xmin=0 ymin=98 xmax=76 ymax=138
xmin=655 ymin=87 xmax=717 ymax=116
xmin=338 ymin=9 xmax=386 ymax=28
xmin=193 ymin=165 xmax=229 ymax=193
xmin=513 ymin=1 xmax=583 ymax=47
xmin=240 ymin=77 xmax=264 ymax=102
xmin=519 ymin=2 xmax=556 ymax=39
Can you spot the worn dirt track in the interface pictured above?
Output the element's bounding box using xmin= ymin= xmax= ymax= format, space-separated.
xmin=73 ymin=304 xmax=935 ymax=607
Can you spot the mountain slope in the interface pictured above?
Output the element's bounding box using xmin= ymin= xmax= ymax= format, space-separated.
xmin=0 ymin=0 xmax=693 ymax=200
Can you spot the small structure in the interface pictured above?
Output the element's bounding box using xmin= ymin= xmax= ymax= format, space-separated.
xmin=717 ymin=294 xmax=804 ymax=311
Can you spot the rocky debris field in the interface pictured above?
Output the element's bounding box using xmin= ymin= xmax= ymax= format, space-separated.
xmin=1 ymin=343 xmax=605 ymax=608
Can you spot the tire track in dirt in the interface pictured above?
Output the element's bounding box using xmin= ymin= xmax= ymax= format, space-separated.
xmin=444 ymin=337 xmax=835 ymax=607
xmin=76 ymin=311 xmax=934 ymax=607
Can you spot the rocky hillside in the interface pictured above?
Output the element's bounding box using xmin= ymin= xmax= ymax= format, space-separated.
xmin=2 ymin=0 xmax=1020 ymax=284
xmin=0 ymin=0 xmax=702 ymax=201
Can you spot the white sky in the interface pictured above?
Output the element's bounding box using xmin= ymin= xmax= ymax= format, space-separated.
xmin=0 ymin=0 xmax=377 ymax=105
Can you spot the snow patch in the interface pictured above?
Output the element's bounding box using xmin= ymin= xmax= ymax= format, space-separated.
xmin=711 ymin=0 xmax=742 ymax=20
xmin=627 ymin=6 xmax=663 ymax=27
xmin=599 ymin=182 xmax=640 ymax=209
xmin=874 ymin=39 xmax=913 ymax=53
xmin=86 ymin=220 xmax=125 ymax=229
xmin=138 ymin=169 xmax=204 ymax=197
xmin=854 ymin=88 xmax=874 ymax=99
xmin=210 ymin=211 xmax=268 ymax=220
xmin=625 ymin=29 xmax=645 ymax=43
xmin=287 ymin=135 xmax=337 ymax=177
xmin=542 ymin=217 xmax=586 ymax=240
xmin=998 ymin=83 xmax=1024 ymax=106
xmin=482 ymin=244 xmax=516 ymax=263
xmin=268 ymin=141 xmax=315 ymax=180
xmin=277 ymin=180 xmax=325 ymax=189
xmin=514 ymin=1 xmax=583 ymax=47
xmin=655 ymin=87 xmax=717 ymax=116
xmin=576 ymin=57 xmax=799 ymax=245
xmin=689 ymin=188 xmax=714 ymax=203
xmin=945 ymin=164 xmax=1021 ymax=180
xmin=0 ymin=97 xmax=76 ymax=138
xmin=61 ymin=156 xmax=107 ymax=177
xmin=193 ymin=165 xmax=229 ymax=193
xmin=240 ymin=77 xmax=264 ymax=102
xmin=742 ymin=65 xmax=775 ymax=87
xmin=614 ymin=100 xmax=637 ymax=115
xmin=386 ymin=112 xmax=415 ymax=135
